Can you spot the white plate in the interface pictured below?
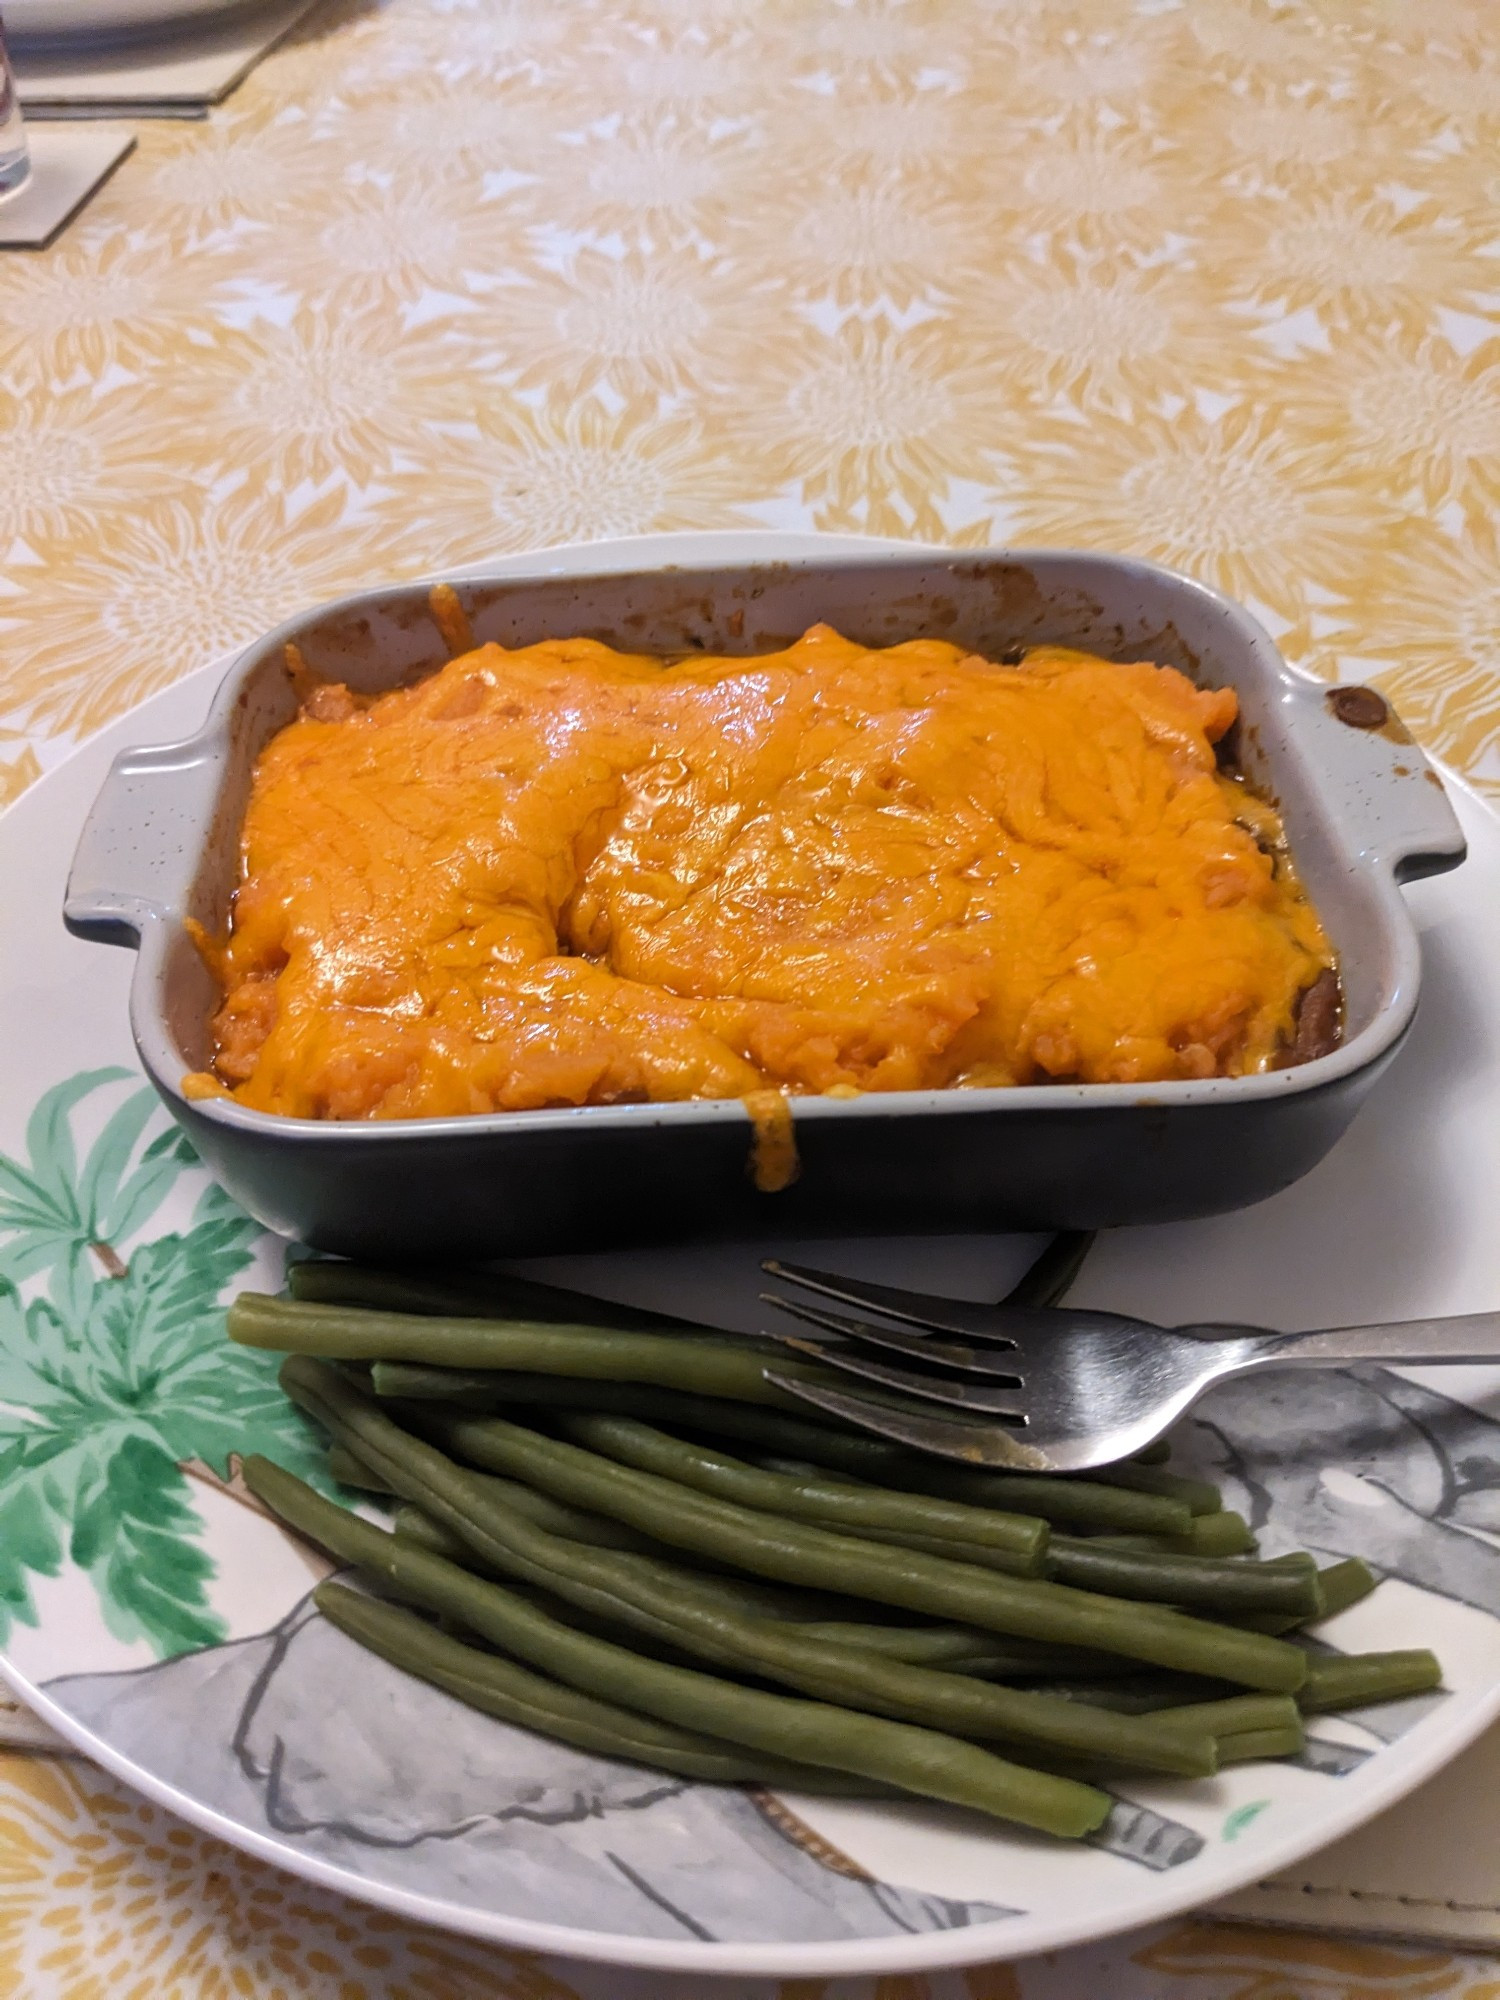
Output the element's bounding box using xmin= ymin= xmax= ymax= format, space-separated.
xmin=4 ymin=0 xmax=249 ymax=43
xmin=3 ymin=531 xmax=1500 ymax=1982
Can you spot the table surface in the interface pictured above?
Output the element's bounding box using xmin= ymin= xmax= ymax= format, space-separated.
xmin=2 ymin=0 xmax=1499 ymax=1992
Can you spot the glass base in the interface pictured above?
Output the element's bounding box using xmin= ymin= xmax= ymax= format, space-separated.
xmin=0 ymin=146 xmax=31 ymax=198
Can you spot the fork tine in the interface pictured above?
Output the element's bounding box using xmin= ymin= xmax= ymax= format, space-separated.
xmin=764 ymin=1372 xmax=1057 ymax=1471
xmin=766 ymin=1329 xmax=1031 ymax=1418
xmin=761 ymin=1292 xmax=1025 ymax=1379
xmin=761 ymin=1260 xmax=1040 ymax=1345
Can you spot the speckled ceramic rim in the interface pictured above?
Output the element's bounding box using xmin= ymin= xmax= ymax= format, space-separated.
xmin=65 ymin=535 xmax=1467 ymax=1152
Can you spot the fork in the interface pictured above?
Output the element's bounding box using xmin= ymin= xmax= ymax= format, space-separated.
xmin=759 ymin=1261 xmax=1500 ymax=1473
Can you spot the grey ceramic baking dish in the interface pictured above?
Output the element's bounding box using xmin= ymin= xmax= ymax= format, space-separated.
xmin=64 ymin=544 xmax=1465 ymax=1260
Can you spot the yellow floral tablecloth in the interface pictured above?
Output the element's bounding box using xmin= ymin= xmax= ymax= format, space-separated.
xmin=2 ymin=0 xmax=1499 ymax=1992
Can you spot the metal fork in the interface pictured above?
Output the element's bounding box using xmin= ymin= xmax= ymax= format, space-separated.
xmin=759 ymin=1260 xmax=1500 ymax=1473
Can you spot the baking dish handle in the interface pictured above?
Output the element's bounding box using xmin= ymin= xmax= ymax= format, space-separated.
xmin=64 ymin=740 xmax=216 ymax=947
xmin=1298 ymin=683 xmax=1467 ymax=885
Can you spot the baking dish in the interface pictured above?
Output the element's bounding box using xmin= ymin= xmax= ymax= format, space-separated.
xmin=63 ymin=541 xmax=1466 ymax=1260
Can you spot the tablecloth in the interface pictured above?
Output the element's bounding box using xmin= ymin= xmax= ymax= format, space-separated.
xmin=2 ymin=0 xmax=1498 ymax=1992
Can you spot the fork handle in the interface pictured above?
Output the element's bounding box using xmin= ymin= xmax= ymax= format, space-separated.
xmin=1248 ymin=1311 xmax=1500 ymax=1365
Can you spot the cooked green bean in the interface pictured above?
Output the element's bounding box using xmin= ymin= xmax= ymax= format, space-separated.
xmin=246 ymin=1456 xmax=1112 ymax=1838
xmin=316 ymin=1581 xmax=884 ymax=1793
xmin=391 ymin=1492 xmax=996 ymax=1642
xmin=1090 ymin=1513 xmax=1257 ymax=1559
xmin=1041 ymin=1688 xmax=1306 ymax=1763
xmin=232 ymin=1293 xmax=845 ymax=1411
xmin=339 ymin=1439 xmax=692 ymax=1562
xmin=1299 ymin=1650 xmax=1442 ymax=1712
xmin=327 ymin=1443 xmax=388 ymax=1491
xmin=1046 ymin=1539 xmax=1323 ymax=1616
xmin=1132 ymin=1439 xmax=1173 ymax=1467
xmin=405 ymin=1404 xmax=1306 ymax=1690
xmin=399 ymin=1525 xmax=1113 ymax=1678
xmin=385 ymin=1470 xmax=1073 ymax=1645
xmin=1031 ymin=1674 xmax=1228 ymax=1713
xmin=1180 ymin=1513 xmax=1257 ymax=1558
xmin=1216 ymin=1725 xmax=1306 ymax=1764
xmin=1229 ymin=1557 xmax=1381 ymax=1635
xmin=1310 ymin=1558 xmax=1379 ymax=1621
xmin=387 ymin=1502 xmax=1068 ymax=1673
xmin=291 ymin=1259 xmax=676 ymax=1330
xmin=367 ymin=1368 xmax=1192 ymax=1535
xmin=731 ymin=1518 xmax=1304 ymax=1611
xmin=1081 ymin=1465 xmax=1221 ymax=1515
xmin=1150 ymin=1694 xmax=1302 ymax=1742
xmin=785 ymin=1621 xmax=1119 ymax=1677
xmin=733 ymin=1434 xmax=1194 ymax=1536
xmin=559 ymin=1414 xmax=1046 ymax=1568
xmin=392 ymin=1503 xmax=471 ymax=1561
xmin=274 ymin=1367 xmax=1218 ymax=1775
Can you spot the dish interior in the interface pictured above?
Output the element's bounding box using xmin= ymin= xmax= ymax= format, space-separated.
xmin=164 ymin=555 xmax=1404 ymax=1099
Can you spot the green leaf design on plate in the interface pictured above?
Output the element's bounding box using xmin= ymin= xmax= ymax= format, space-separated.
xmin=1221 ymin=1800 xmax=1272 ymax=1842
xmin=0 ymin=1072 xmax=329 ymax=1658
xmin=70 ymin=1434 xmax=222 ymax=1655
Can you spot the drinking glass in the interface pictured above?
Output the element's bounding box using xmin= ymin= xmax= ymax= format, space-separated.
xmin=0 ymin=12 xmax=31 ymax=199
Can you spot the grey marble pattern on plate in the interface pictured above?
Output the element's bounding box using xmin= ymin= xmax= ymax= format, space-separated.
xmin=48 ymin=1596 xmax=1017 ymax=1945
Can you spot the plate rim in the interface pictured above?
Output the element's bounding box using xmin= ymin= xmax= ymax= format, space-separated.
xmin=7 ymin=1641 xmax=1500 ymax=1979
xmin=4 ymin=525 xmax=1499 ymax=1978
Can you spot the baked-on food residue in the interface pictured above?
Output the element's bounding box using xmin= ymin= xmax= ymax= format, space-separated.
xmin=184 ymin=624 xmax=1337 ymax=1169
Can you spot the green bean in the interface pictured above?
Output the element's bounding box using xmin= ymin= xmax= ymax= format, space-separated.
xmin=316 ymin=1581 xmax=887 ymax=1793
xmin=386 ymin=1469 xmax=1068 ymax=1644
xmin=1048 ymin=1692 xmax=1307 ymax=1770
xmin=232 ymin=1293 xmax=856 ymax=1411
xmin=797 ymin=1625 xmax=1124 ymax=1676
xmin=327 ymin=1443 xmax=389 ymax=1492
xmin=1043 ymin=1688 xmax=1306 ymax=1767
xmin=1151 ymin=1694 xmax=1302 ymax=1742
xmin=373 ymin=1363 xmax=604 ymax=1403
xmin=1132 ymin=1439 xmax=1173 ymax=1467
xmin=559 ymin=1414 xmax=1046 ymax=1568
xmin=343 ymin=1440 xmax=693 ymax=1562
xmin=759 ymin=1521 xmax=1304 ymax=1613
xmin=1309 ymin=1558 xmax=1379 ymax=1622
xmin=1090 ymin=1513 xmax=1257 ymax=1558
xmin=1229 ymin=1558 xmax=1381 ymax=1635
xmin=734 ymin=1437 xmax=1194 ymax=1536
xmin=1046 ymin=1540 xmax=1323 ymax=1616
xmin=1081 ymin=1465 xmax=1221 ymax=1515
xmin=392 ymin=1492 xmax=976 ymax=1639
xmin=742 ymin=1460 xmax=1052 ymax=1574
xmin=1183 ymin=1514 xmax=1257 ymax=1558
xmin=489 ymin=1509 xmax=1218 ymax=1773
xmin=1216 ymin=1726 xmax=1306 ymax=1764
xmin=276 ymin=1367 xmax=1219 ymax=1775
xmin=391 ymin=1503 xmax=775 ymax=1667
xmin=246 ymin=1456 xmax=1112 ymax=1838
xmin=392 ymin=1504 xmax=472 ymax=1561
xmin=1031 ymin=1674 xmax=1228 ymax=1713
xmin=369 ymin=1369 xmax=1192 ymax=1536
xmin=1298 ymin=1650 xmax=1442 ymax=1712
xmin=387 ymin=1502 xmax=1064 ymax=1673
xmin=407 ymin=1405 xmax=1306 ymax=1691
xmin=290 ymin=1259 xmax=676 ymax=1330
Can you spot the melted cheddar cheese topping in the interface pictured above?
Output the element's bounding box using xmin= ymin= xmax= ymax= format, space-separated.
xmin=187 ymin=626 xmax=1333 ymax=1120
